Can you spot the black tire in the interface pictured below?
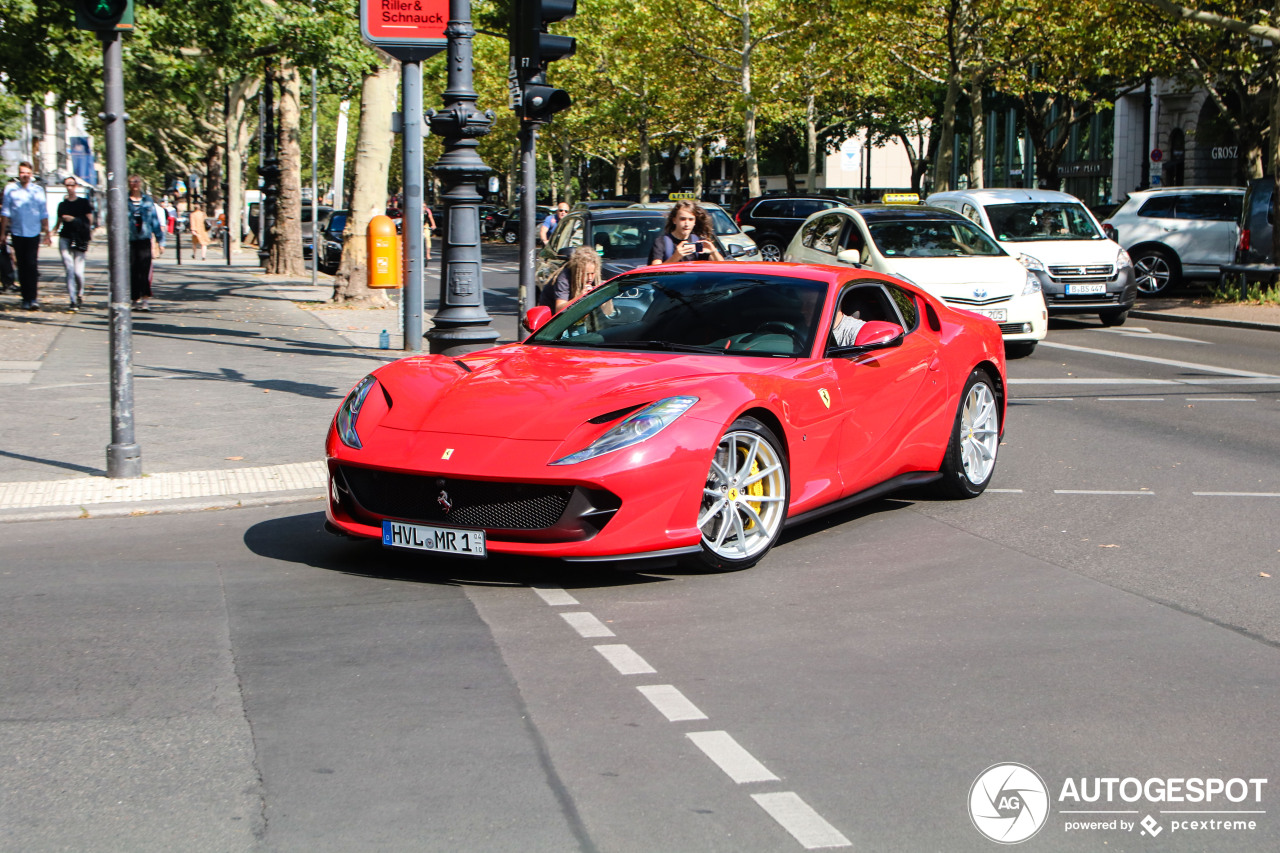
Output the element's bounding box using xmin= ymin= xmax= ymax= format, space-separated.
xmin=1099 ymin=308 xmax=1128 ymax=327
xmin=1005 ymin=341 xmax=1037 ymax=359
xmin=1132 ymin=247 xmax=1179 ymax=295
xmin=685 ymin=417 xmax=789 ymax=572
xmin=758 ymin=239 xmax=784 ymax=262
xmin=933 ymin=368 xmax=1000 ymax=499
xmin=502 ymin=228 xmax=518 ymax=244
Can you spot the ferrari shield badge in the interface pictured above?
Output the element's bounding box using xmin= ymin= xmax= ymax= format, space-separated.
xmin=819 ymin=388 xmax=831 ymax=409
xmin=442 ymin=448 xmax=454 ymax=460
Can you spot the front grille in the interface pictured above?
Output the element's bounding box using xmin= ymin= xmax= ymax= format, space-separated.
xmin=1049 ymin=264 xmax=1113 ymax=279
xmin=1045 ymin=293 xmax=1123 ymax=306
xmin=945 ymin=294 xmax=1012 ymax=307
xmin=339 ymin=466 xmax=572 ymax=529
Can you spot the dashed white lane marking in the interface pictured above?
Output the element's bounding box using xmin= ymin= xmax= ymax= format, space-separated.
xmin=531 ymin=585 xmax=579 ymax=606
xmin=752 ymin=792 xmax=852 ymax=849
xmin=1011 ymin=377 xmax=1280 ymax=385
xmin=1039 ymin=340 xmax=1280 ymax=378
xmin=560 ymin=611 xmax=615 ymax=638
xmin=687 ymin=731 xmax=779 ymax=784
xmin=987 ymin=488 xmax=1024 ymax=493
xmin=637 ymin=684 xmax=708 ymax=722
xmin=594 ymin=644 xmax=656 ymax=675
xmin=1095 ymin=326 xmax=1210 ymax=344
xmin=1055 ymin=490 xmax=1155 ymax=496
xmin=1100 ymin=396 xmax=1164 ymax=401
xmin=1193 ymin=492 xmax=1280 ymax=498
xmin=1010 ymin=396 xmax=1074 ymax=401
xmin=1184 ymin=397 xmax=1257 ymax=402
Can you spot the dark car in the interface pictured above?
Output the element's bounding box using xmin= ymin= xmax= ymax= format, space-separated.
xmin=734 ymin=194 xmax=847 ymax=261
xmin=314 ymin=209 xmax=347 ymax=274
xmin=1235 ymin=177 xmax=1274 ymax=266
xmin=501 ymin=206 xmax=554 ymax=243
xmin=572 ymin=199 xmax=632 ymax=211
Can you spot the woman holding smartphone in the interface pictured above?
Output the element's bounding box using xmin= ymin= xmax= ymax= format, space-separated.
xmin=648 ymin=200 xmax=724 ymax=264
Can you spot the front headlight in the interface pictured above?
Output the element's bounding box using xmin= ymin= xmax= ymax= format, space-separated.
xmin=1022 ymin=272 xmax=1042 ymax=295
xmin=1117 ymin=248 xmax=1132 ymax=269
xmin=551 ymin=396 xmax=698 ymax=466
xmin=336 ymin=375 xmax=377 ymax=449
xmin=1018 ymin=253 xmax=1046 ymax=272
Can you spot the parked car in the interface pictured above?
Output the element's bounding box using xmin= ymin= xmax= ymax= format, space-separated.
xmin=627 ymin=201 xmax=761 ymax=260
xmin=1101 ymin=186 xmax=1245 ymax=295
xmin=785 ymin=203 xmax=1047 ymax=357
xmin=734 ymin=194 xmax=847 ymax=261
xmin=534 ymin=208 xmax=675 ymax=296
xmin=313 ymin=209 xmax=347 ymax=274
xmin=501 ymin=206 xmax=554 ymax=243
xmin=928 ymin=188 xmax=1136 ymax=326
xmin=325 ymin=262 xmax=1007 ymax=570
xmin=1234 ymin=177 xmax=1275 ymax=266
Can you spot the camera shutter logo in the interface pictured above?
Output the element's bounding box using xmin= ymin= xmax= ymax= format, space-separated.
xmin=969 ymin=763 xmax=1050 ymax=844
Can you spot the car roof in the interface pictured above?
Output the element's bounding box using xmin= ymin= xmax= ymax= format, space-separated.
xmin=1127 ymin=185 xmax=1245 ymax=197
xmin=841 ymin=204 xmax=969 ymax=223
xmin=583 ymin=208 xmax=667 ymax=221
xmin=930 ymin=188 xmax=1084 ymax=205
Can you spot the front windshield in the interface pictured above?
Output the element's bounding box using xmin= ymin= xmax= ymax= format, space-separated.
xmin=591 ymin=217 xmax=668 ymax=261
xmin=985 ymin=202 xmax=1103 ymax=242
xmin=527 ymin=269 xmax=826 ymax=358
xmin=867 ymin=219 xmax=1006 ymax=258
xmin=708 ymin=208 xmax=740 ymax=236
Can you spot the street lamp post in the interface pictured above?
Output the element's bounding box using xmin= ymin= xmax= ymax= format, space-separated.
xmin=426 ymin=0 xmax=498 ymax=355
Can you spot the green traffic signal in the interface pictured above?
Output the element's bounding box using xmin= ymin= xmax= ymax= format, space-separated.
xmin=75 ymin=0 xmax=135 ymax=31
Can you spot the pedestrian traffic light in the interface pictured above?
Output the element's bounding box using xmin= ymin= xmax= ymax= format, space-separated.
xmin=510 ymin=0 xmax=576 ymax=123
xmin=75 ymin=0 xmax=135 ymax=31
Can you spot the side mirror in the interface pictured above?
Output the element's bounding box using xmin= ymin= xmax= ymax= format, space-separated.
xmin=740 ymin=224 xmax=755 ymax=233
xmin=853 ymin=320 xmax=904 ymax=348
xmin=727 ymin=244 xmax=748 ymax=258
xmin=525 ymin=306 xmax=553 ymax=333
xmin=558 ymin=246 xmax=575 ymax=259
xmin=836 ymin=249 xmax=863 ymax=266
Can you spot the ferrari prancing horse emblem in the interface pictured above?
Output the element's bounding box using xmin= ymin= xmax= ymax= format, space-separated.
xmin=442 ymin=448 xmax=454 ymax=460
xmin=819 ymin=388 xmax=831 ymax=409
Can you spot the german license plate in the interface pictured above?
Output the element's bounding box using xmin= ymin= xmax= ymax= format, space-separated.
xmin=1066 ymin=283 xmax=1106 ymax=295
xmin=382 ymin=520 xmax=486 ymax=557
xmin=977 ymin=308 xmax=1007 ymax=322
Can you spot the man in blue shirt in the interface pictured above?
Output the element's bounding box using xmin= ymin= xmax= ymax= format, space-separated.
xmin=0 ymin=162 xmax=52 ymax=310
xmin=539 ymin=203 xmax=569 ymax=245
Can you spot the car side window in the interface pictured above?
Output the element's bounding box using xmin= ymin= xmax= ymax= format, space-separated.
xmin=810 ymin=214 xmax=845 ymax=255
xmin=961 ymin=203 xmax=983 ymax=226
xmin=753 ymin=199 xmax=790 ymax=218
xmin=554 ymin=216 xmax=585 ymax=251
xmin=828 ymin=282 xmax=901 ymax=351
xmin=1175 ymin=194 xmax=1230 ymax=221
xmin=794 ymin=199 xmax=833 ymax=218
xmin=1137 ymin=195 xmax=1177 ymax=218
xmin=884 ymin=283 xmax=919 ymax=332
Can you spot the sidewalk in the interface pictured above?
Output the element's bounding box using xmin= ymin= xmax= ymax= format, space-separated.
xmin=1 ymin=246 xmax=1276 ymax=522
xmin=0 ymin=241 xmax=520 ymax=521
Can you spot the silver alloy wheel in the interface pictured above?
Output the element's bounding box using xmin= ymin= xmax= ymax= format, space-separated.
xmin=1134 ymin=253 xmax=1172 ymax=293
xmin=699 ymin=429 xmax=787 ymax=561
xmin=759 ymin=242 xmax=783 ymax=262
xmin=960 ymin=381 xmax=1000 ymax=484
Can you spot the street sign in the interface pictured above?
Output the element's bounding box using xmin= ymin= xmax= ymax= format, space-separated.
xmin=360 ymin=0 xmax=448 ymax=60
xmin=1150 ymin=149 xmax=1163 ymax=163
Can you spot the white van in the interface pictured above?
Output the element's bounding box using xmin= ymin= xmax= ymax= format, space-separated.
xmin=927 ymin=188 xmax=1136 ymax=326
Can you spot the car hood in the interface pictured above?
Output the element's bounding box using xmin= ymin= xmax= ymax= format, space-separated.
xmin=371 ymin=345 xmax=768 ymax=440
xmin=883 ymin=256 xmax=1026 ymax=297
xmin=999 ymin=239 xmax=1120 ymax=265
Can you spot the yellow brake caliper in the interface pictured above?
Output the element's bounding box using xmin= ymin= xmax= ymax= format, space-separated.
xmin=744 ymin=453 xmax=764 ymax=528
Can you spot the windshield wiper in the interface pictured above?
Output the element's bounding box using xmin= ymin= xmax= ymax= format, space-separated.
xmin=585 ymin=340 xmax=726 ymax=354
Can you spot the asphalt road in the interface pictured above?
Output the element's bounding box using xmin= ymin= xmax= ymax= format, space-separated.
xmin=3 ymin=289 xmax=1278 ymax=851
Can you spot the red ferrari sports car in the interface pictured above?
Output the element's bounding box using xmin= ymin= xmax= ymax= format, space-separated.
xmin=325 ymin=262 xmax=1006 ymax=570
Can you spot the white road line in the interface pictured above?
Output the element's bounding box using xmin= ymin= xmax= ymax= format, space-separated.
xmin=1010 ymin=396 xmax=1074 ymax=401
xmin=531 ymin=585 xmax=579 ymax=606
xmin=751 ymin=792 xmax=852 ymax=849
xmin=594 ymin=644 xmax=656 ymax=675
xmin=559 ymin=611 xmax=615 ymax=638
xmin=1100 ymin=396 xmax=1164 ymax=401
xmin=1038 ymin=340 xmax=1279 ymax=378
xmin=637 ymin=684 xmax=708 ymax=721
xmin=1010 ymin=377 xmax=1280 ymax=386
xmin=1054 ymin=490 xmax=1154 ymax=496
xmin=1095 ymin=327 xmax=1210 ymax=344
xmin=987 ymin=488 xmax=1024 ymax=493
xmin=1184 ymin=397 xmax=1257 ymax=402
xmin=687 ymin=731 xmax=779 ymax=784
xmin=1192 ymin=492 xmax=1280 ymax=498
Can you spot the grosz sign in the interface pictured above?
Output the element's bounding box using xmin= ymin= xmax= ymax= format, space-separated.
xmin=360 ymin=0 xmax=449 ymax=59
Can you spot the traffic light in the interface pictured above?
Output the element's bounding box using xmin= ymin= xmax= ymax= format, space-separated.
xmin=75 ymin=0 xmax=135 ymax=31
xmin=510 ymin=0 xmax=576 ymax=123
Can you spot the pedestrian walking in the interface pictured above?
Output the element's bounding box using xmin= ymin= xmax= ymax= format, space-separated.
xmin=0 ymin=236 xmax=14 ymax=292
xmin=0 ymin=161 xmax=52 ymax=310
xmin=188 ymin=202 xmax=210 ymax=260
xmin=126 ymin=175 xmax=165 ymax=311
xmin=54 ymin=177 xmax=94 ymax=311
xmin=424 ymin=204 xmax=436 ymax=262
xmin=539 ymin=203 xmax=569 ymax=245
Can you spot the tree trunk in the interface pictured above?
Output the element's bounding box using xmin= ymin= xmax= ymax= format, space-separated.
xmin=560 ymin=138 xmax=573 ymax=202
xmin=806 ymin=93 xmax=819 ymax=192
xmin=548 ymin=145 xmax=558 ymax=205
xmin=331 ymin=55 xmax=398 ymax=306
xmin=224 ymin=74 xmax=261 ymax=253
xmin=933 ymin=72 xmax=962 ymax=193
xmin=267 ymin=62 xmax=305 ymax=276
xmin=614 ymin=154 xmax=626 ymax=197
xmin=741 ymin=5 xmax=761 ymax=197
xmin=333 ymin=99 xmax=351 ymax=207
xmin=693 ymin=138 xmax=704 ymax=198
xmin=204 ymin=143 xmax=223 ymax=216
xmin=639 ymin=122 xmax=651 ymax=202
xmin=969 ymin=81 xmax=985 ymax=189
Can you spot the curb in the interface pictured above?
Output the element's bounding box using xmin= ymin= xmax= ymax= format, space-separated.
xmin=0 ymin=489 xmax=325 ymax=524
xmin=1130 ymin=311 xmax=1280 ymax=334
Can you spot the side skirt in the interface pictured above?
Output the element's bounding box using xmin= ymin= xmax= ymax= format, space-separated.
xmin=784 ymin=471 xmax=941 ymax=530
